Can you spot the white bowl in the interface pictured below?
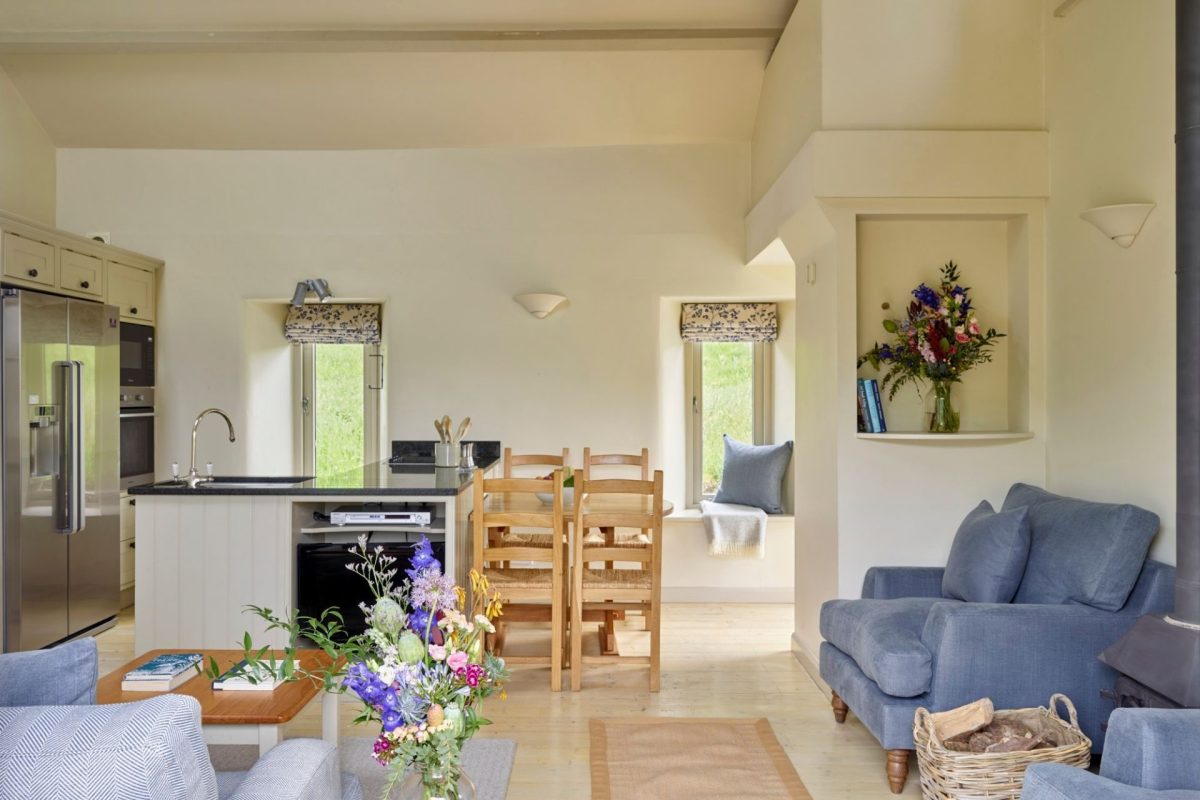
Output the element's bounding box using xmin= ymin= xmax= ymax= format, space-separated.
xmin=535 ymin=487 xmax=574 ymax=506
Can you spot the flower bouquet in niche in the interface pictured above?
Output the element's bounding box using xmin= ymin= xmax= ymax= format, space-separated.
xmin=219 ymin=536 xmax=507 ymax=800
xmin=858 ymin=262 xmax=1004 ymax=433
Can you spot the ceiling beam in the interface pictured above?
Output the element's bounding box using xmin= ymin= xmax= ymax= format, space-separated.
xmin=0 ymin=27 xmax=783 ymax=54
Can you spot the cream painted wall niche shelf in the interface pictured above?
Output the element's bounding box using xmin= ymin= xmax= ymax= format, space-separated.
xmin=856 ymin=431 xmax=1034 ymax=442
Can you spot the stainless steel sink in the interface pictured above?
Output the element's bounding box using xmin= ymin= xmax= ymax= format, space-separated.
xmin=194 ymin=476 xmax=310 ymax=489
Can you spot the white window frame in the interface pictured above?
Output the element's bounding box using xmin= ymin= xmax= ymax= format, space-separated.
xmin=295 ymin=342 xmax=383 ymax=475
xmin=685 ymin=340 xmax=774 ymax=508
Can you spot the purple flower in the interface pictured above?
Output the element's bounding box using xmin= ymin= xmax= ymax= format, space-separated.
xmin=381 ymin=709 xmax=403 ymax=732
xmin=409 ymin=607 xmax=433 ymax=639
xmin=406 ymin=536 xmax=441 ymax=579
xmin=912 ymin=283 xmax=939 ymax=308
xmin=411 ymin=569 xmax=458 ymax=614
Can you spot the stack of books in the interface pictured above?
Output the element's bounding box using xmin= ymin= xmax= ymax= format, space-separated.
xmin=211 ymin=658 xmax=300 ymax=691
xmin=857 ymin=378 xmax=888 ymax=433
xmin=120 ymin=652 xmax=203 ymax=692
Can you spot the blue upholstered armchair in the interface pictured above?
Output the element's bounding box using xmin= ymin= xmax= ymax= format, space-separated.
xmin=0 ymin=638 xmax=363 ymax=800
xmin=819 ymin=484 xmax=1175 ymax=794
xmin=1022 ymin=709 xmax=1200 ymax=799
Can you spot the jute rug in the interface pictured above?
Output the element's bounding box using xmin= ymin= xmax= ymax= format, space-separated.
xmin=590 ymin=718 xmax=810 ymax=800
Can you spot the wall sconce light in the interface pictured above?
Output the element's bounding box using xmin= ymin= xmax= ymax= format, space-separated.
xmin=514 ymin=293 xmax=567 ymax=319
xmin=1080 ymin=203 xmax=1156 ymax=248
xmin=290 ymin=279 xmax=335 ymax=306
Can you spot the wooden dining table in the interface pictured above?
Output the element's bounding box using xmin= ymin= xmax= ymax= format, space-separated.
xmin=479 ymin=491 xmax=672 ymax=656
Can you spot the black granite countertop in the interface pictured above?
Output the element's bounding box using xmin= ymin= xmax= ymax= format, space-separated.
xmin=129 ymin=440 xmax=501 ymax=497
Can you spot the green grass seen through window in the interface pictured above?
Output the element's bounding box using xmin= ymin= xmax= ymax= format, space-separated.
xmin=701 ymin=341 xmax=754 ymax=495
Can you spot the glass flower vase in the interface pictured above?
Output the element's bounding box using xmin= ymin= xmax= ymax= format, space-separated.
xmin=394 ymin=768 xmax=476 ymax=800
xmin=928 ymin=380 xmax=961 ymax=433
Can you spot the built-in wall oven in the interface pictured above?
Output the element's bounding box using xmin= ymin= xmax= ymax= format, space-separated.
xmin=119 ymin=322 xmax=156 ymax=490
xmin=119 ymin=388 xmax=155 ymax=490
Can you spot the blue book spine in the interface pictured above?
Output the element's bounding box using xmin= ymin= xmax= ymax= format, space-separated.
xmin=867 ymin=380 xmax=887 ymax=433
xmin=861 ymin=379 xmax=881 ymax=433
xmin=856 ymin=380 xmax=872 ymax=432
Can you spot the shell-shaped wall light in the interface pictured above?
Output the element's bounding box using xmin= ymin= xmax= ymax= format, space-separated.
xmin=1080 ymin=203 xmax=1156 ymax=248
xmin=514 ymin=293 xmax=567 ymax=319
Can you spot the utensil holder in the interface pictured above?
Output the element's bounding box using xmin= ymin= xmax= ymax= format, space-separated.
xmin=459 ymin=442 xmax=476 ymax=470
xmin=434 ymin=442 xmax=457 ymax=468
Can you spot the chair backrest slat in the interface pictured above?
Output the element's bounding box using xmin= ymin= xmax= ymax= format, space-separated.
xmin=504 ymin=447 xmax=570 ymax=477
xmin=582 ymin=447 xmax=650 ymax=481
xmin=473 ymin=468 xmax=564 ymax=573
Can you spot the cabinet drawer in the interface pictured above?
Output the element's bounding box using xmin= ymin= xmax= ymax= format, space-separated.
xmin=106 ymin=261 xmax=155 ymax=323
xmin=2 ymin=232 xmax=55 ymax=287
xmin=59 ymin=248 xmax=103 ymax=298
xmin=120 ymin=539 xmax=136 ymax=589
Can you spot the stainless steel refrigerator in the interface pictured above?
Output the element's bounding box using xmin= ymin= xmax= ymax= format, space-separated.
xmin=1 ymin=288 xmax=120 ymax=652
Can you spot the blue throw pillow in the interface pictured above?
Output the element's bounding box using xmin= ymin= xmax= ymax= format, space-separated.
xmin=942 ymin=500 xmax=1032 ymax=604
xmin=713 ymin=435 xmax=793 ymax=514
xmin=1001 ymin=483 xmax=1159 ymax=611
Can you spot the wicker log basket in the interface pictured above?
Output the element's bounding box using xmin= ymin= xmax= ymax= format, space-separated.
xmin=913 ymin=694 xmax=1092 ymax=800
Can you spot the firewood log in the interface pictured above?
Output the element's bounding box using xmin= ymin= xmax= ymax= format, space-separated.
xmin=929 ymin=698 xmax=995 ymax=742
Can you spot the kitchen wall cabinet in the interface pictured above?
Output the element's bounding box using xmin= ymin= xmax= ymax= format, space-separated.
xmin=106 ymin=260 xmax=155 ymax=323
xmin=59 ymin=246 xmax=104 ymax=299
xmin=2 ymin=231 xmax=56 ymax=288
xmin=0 ymin=211 xmax=161 ymax=323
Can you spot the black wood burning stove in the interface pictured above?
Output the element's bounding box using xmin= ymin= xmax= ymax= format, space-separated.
xmin=1097 ymin=0 xmax=1200 ymax=711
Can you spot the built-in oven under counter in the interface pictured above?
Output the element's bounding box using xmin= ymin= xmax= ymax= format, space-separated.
xmin=119 ymin=388 xmax=154 ymax=490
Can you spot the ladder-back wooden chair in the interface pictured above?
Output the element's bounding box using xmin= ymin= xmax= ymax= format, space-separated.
xmin=472 ymin=468 xmax=567 ymax=692
xmin=570 ymin=470 xmax=664 ymax=692
xmin=497 ymin=447 xmax=571 ymax=554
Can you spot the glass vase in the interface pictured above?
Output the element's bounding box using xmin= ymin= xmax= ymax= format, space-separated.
xmin=393 ymin=768 xmax=476 ymax=800
xmin=928 ymin=380 xmax=961 ymax=433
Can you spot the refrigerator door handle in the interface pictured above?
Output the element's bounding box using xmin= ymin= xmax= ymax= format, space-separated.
xmin=54 ymin=360 xmax=85 ymax=534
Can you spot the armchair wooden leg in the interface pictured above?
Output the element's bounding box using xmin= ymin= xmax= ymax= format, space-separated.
xmin=885 ymin=749 xmax=910 ymax=794
xmin=831 ymin=691 xmax=848 ymax=723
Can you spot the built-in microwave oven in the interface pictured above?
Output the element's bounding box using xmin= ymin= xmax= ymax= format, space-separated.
xmin=120 ymin=388 xmax=155 ymax=490
xmin=120 ymin=322 xmax=155 ymax=387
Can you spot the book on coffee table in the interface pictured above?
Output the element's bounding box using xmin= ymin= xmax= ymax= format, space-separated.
xmin=211 ymin=658 xmax=301 ymax=691
xmin=120 ymin=652 xmax=203 ymax=692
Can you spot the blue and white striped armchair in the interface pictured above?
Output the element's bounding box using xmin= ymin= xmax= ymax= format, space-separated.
xmin=0 ymin=638 xmax=363 ymax=800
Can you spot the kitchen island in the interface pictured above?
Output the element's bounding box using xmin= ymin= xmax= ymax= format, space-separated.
xmin=128 ymin=445 xmax=499 ymax=653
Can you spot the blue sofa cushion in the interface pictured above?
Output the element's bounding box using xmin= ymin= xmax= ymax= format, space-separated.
xmin=713 ymin=435 xmax=793 ymax=514
xmin=1002 ymin=483 xmax=1159 ymax=611
xmin=0 ymin=637 xmax=97 ymax=707
xmin=942 ymin=501 xmax=1031 ymax=603
xmin=820 ymin=597 xmax=951 ymax=697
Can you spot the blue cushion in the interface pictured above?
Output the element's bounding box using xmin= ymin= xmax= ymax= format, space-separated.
xmin=1002 ymin=484 xmax=1159 ymax=611
xmin=0 ymin=637 xmax=97 ymax=707
xmin=942 ymin=501 xmax=1031 ymax=603
xmin=713 ymin=435 xmax=793 ymax=514
xmin=820 ymin=597 xmax=952 ymax=697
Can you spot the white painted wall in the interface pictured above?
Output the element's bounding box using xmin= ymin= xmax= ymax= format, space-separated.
xmin=821 ymin=0 xmax=1045 ymax=130
xmin=1045 ymin=0 xmax=1176 ymax=563
xmin=56 ymin=143 xmax=797 ymax=598
xmin=750 ymin=0 xmax=821 ymax=205
xmin=0 ymin=66 xmax=55 ymax=224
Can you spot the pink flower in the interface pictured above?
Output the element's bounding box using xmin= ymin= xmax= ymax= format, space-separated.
xmin=428 ymin=644 xmax=447 ymax=661
xmin=447 ymin=651 xmax=469 ymax=672
xmin=968 ymin=318 xmax=980 ymax=335
xmin=954 ymin=326 xmax=969 ymax=344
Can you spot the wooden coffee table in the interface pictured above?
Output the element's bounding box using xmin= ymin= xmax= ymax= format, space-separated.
xmin=97 ymin=649 xmax=341 ymax=756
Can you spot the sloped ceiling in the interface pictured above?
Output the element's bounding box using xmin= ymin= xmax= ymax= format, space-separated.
xmin=0 ymin=0 xmax=794 ymax=150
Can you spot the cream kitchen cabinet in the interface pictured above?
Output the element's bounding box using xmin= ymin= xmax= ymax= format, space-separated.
xmin=120 ymin=495 xmax=136 ymax=609
xmin=106 ymin=260 xmax=156 ymax=323
xmin=58 ymin=247 xmax=104 ymax=299
xmin=2 ymin=231 xmax=56 ymax=289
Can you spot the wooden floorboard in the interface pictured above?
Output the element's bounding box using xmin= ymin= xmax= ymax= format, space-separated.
xmin=97 ymin=604 xmax=918 ymax=798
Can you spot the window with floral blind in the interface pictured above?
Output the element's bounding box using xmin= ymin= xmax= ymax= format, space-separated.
xmin=681 ymin=303 xmax=777 ymax=505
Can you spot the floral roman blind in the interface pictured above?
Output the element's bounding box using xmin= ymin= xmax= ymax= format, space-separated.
xmin=283 ymin=303 xmax=382 ymax=344
xmin=680 ymin=303 xmax=778 ymax=343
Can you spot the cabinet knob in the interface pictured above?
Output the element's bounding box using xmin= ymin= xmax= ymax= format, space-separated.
xmin=130 ymin=307 xmax=138 ymax=314
xmin=129 ymin=541 xmax=136 ymax=550
xmin=27 ymin=268 xmax=37 ymax=278
xmin=129 ymin=498 xmax=136 ymax=506
xmin=80 ymin=280 xmax=90 ymax=289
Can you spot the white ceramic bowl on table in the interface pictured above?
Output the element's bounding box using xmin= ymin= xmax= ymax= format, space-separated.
xmin=535 ymin=487 xmax=574 ymax=506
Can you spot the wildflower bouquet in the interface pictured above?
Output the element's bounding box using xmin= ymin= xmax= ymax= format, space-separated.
xmin=219 ymin=536 xmax=507 ymax=800
xmin=858 ymin=261 xmax=1004 ymax=432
